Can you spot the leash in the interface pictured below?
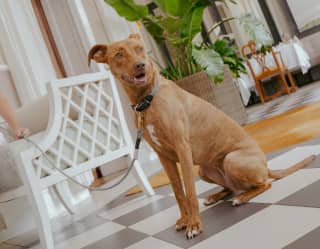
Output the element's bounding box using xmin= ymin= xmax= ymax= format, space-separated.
xmin=22 ymin=76 xmax=160 ymax=192
xmin=24 ymin=136 xmax=138 ymax=192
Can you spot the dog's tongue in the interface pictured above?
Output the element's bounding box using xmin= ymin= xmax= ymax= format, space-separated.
xmin=134 ymin=74 xmax=146 ymax=83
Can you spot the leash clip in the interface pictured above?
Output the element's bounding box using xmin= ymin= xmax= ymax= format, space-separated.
xmin=137 ymin=112 xmax=144 ymax=130
xmin=135 ymin=112 xmax=144 ymax=151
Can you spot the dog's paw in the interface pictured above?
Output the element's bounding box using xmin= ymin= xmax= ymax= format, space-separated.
xmin=203 ymin=197 xmax=217 ymax=206
xmin=232 ymin=198 xmax=241 ymax=206
xmin=186 ymin=222 xmax=202 ymax=239
xmin=175 ymin=217 xmax=187 ymax=231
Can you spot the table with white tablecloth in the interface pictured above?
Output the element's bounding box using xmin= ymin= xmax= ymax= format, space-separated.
xmin=236 ymin=41 xmax=311 ymax=105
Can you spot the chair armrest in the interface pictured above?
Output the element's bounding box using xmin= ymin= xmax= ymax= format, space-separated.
xmin=14 ymin=96 xmax=49 ymax=134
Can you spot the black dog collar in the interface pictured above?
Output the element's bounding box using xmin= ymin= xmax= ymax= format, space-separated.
xmin=132 ymin=76 xmax=160 ymax=112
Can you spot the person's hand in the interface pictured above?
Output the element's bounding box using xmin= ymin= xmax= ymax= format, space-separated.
xmin=14 ymin=127 xmax=31 ymax=139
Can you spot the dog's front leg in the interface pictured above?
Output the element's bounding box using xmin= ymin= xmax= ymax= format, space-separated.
xmin=176 ymin=140 xmax=202 ymax=239
xmin=158 ymin=155 xmax=188 ymax=231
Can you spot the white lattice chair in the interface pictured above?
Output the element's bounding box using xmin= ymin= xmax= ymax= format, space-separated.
xmin=10 ymin=71 xmax=154 ymax=249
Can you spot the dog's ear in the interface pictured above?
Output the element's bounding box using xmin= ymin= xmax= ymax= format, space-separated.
xmin=128 ymin=33 xmax=141 ymax=40
xmin=88 ymin=44 xmax=108 ymax=66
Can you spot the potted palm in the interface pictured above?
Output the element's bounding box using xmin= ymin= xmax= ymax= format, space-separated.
xmin=104 ymin=0 xmax=248 ymax=124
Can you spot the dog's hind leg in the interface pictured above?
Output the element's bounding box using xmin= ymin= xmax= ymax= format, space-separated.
xmin=222 ymin=151 xmax=271 ymax=206
xmin=232 ymin=182 xmax=271 ymax=206
xmin=203 ymin=188 xmax=233 ymax=206
xmin=198 ymin=167 xmax=232 ymax=206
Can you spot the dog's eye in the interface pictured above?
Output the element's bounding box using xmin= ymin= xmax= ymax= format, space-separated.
xmin=135 ymin=47 xmax=144 ymax=53
xmin=115 ymin=52 xmax=124 ymax=59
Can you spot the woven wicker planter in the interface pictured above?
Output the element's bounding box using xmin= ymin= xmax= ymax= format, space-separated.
xmin=176 ymin=68 xmax=248 ymax=125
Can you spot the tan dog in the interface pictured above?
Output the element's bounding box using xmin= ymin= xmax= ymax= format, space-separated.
xmin=88 ymin=34 xmax=315 ymax=239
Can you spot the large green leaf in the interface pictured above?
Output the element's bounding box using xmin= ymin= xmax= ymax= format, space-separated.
xmin=160 ymin=17 xmax=182 ymax=34
xmin=142 ymin=18 xmax=165 ymax=43
xmin=192 ymin=47 xmax=225 ymax=83
xmin=104 ymin=0 xmax=148 ymax=21
xmin=153 ymin=0 xmax=190 ymax=17
xmin=181 ymin=6 xmax=206 ymax=42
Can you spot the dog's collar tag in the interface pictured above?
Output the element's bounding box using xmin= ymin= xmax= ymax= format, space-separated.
xmin=133 ymin=76 xmax=160 ymax=112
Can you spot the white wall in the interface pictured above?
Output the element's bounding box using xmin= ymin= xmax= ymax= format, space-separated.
xmin=286 ymin=0 xmax=320 ymax=30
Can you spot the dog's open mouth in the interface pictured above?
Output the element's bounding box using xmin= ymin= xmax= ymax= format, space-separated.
xmin=134 ymin=72 xmax=147 ymax=84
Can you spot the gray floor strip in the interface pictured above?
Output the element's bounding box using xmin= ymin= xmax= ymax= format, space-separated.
xmin=54 ymin=212 xmax=108 ymax=244
xmin=278 ymin=179 xmax=320 ymax=208
xmin=82 ymin=228 xmax=148 ymax=249
xmin=113 ymin=196 xmax=177 ymax=226
xmin=154 ymin=202 xmax=269 ymax=249
xmin=283 ymin=226 xmax=320 ymax=249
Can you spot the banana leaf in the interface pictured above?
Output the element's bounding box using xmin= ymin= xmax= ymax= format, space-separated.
xmin=192 ymin=47 xmax=225 ymax=83
xmin=104 ymin=0 xmax=148 ymax=21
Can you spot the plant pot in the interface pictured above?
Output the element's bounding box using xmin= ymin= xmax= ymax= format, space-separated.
xmin=176 ymin=67 xmax=248 ymax=125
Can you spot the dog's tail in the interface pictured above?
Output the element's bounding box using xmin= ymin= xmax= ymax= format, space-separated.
xmin=268 ymin=155 xmax=316 ymax=179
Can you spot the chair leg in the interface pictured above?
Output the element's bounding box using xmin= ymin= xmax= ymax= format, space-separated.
xmin=255 ymin=80 xmax=265 ymax=104
xmin=31 ymin=192 xmax=55 ymax=249
xmin=17 ymin=158 xmax=55 ymax=249
xmin=287 ymin=70 xmax=298 ymax=92
xmin=279 ymin=72 xmax=291 ymax=95
xmin=128 ymin=155 xmax=155 ymax=196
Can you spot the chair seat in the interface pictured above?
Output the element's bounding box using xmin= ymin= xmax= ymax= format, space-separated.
xmin=255 ymin=66 xmax=289 ymax=80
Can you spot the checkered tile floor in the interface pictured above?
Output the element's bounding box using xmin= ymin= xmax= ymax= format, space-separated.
xmin=247 ymin=81 xmax=320 ymax=123
xmin=3 ymin=138 xmax=320 ymax=249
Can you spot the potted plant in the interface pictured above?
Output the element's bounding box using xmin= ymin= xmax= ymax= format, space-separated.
xmin=104 ymin=0 xmax=248 ymax=124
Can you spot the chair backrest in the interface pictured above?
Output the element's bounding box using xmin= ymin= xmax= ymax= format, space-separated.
xmin=20 ymin=72 xmax=131 ymax=189
xmin=241 ymin=41 xmax=282 ymax=79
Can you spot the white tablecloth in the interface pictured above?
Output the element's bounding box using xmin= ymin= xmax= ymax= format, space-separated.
xmin=237 ymin=41 xmax=311 ymax=105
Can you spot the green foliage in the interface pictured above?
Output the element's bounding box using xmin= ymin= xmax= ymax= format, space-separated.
xmin=104 ymin=0 xmax=243 ymax=83
xmin=104 ymin=0 xmax=148 ymax=21
xmin=211 ymin=39 xmax=246 ymax=78
xmin=153 ymin=0 xmax=187 ymax=17
xmin=181 ymin=5 xmax=206 ymax=43
xmin=239 ymin=13 xmax=274 ymax=50
xmin=192 ymin=46 xmax=225 ymax=83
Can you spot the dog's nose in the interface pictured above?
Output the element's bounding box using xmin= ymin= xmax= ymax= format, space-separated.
xmin=135 ymin=62 xmax=145 ymax=70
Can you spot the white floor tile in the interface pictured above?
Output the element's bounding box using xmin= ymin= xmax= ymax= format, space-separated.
xmin=251 ymin=169 xmax=320 ymax=203
xmin=168 ymin=180 xmax=217 ymax=198
xmin=130 ymin=199 xmax=208 ymax=235
xmin=268 ymin=145 xmax=320 ymax=170
xmin=98 ymin=195 xmax=164 ymax=220
xmin=195 ymin=181 xmax=218 ymax=195
xmin=190 ymin=205 xmax=320 ymax=249
xmin=125 ymin=237 xmax=183 ymax=249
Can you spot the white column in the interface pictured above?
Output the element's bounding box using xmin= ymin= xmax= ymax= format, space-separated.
xmin=0 ymin=0 xmax=56 ymax=104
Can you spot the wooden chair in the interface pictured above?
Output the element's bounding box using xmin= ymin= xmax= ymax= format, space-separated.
xmin=241 ymin=41 xmax=298 ymax=103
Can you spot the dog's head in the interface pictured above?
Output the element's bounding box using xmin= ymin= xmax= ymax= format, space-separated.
xmin=88 ymin=34 xmax=154 ymax=87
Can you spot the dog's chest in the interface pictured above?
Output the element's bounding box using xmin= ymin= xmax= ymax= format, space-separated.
xmin=143 ymin=118 xmax=171 ymax=151
xmin=145 ymin=124 xmax=161 ymax=147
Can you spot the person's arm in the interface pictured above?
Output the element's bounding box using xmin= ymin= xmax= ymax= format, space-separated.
xmin=0 ymin=92 xmax=30 ymax=139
